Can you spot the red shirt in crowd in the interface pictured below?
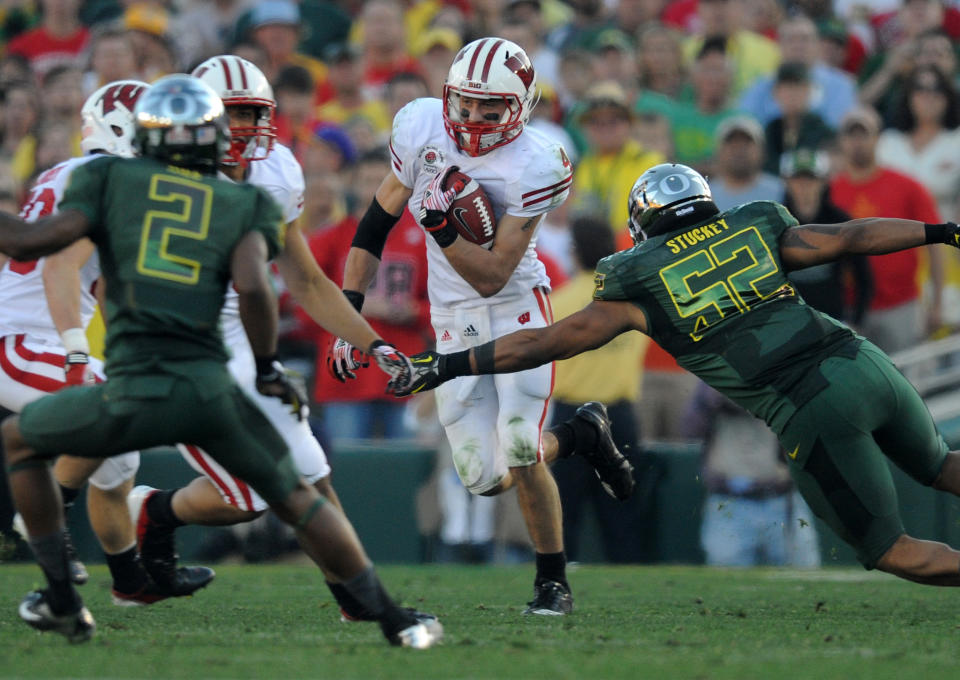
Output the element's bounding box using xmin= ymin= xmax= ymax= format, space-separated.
xmin=830 ymin=167 xmax=940 ymax=310
xmin=304 ymin=209 xmax=430 ymax=402
xmin=6 ymin=26 xmax=89 ymax=78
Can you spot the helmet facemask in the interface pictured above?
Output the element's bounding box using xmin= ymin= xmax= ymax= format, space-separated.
xmin=222 ymin=99 xmax=275 ymax=166
xmin=443 ymin=87 xmax=528 ymax=156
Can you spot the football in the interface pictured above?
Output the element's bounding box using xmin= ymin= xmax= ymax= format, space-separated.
xmin=444 ymin=169 xmax=497 ymax=249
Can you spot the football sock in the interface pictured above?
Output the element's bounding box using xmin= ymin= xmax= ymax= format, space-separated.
xmin=342 ymin=566 xmax=411 ymax=634
xmin=145 ymin=489 xmax=185 ymax=529
xmin=328 ymin=581 xmax=370 ymax=619
xmin=547 ymin=415 xmax=598 ymax=459
xmin=535 ymin=551 xmax=568 ymax=589
xmin=29 ymin=530 xmax=82 ymax=615
xmin=58 ymin=483 xmax=80 ymax=513
xmin=106 ymin=544 xmax=147 ymax=594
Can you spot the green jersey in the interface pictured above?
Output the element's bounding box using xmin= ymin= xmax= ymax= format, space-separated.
xmin=58 ymin=156 xmax=284 ymax=374
xmin=594 ymin=200 xmax=860 ymax=432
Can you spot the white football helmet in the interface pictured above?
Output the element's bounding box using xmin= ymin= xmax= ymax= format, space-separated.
xmin=191 ymin=55 xmax=275 ymax=165
xmin=80 ymin=80 xmax=150 ymax=158
xmin=443 ymin=38 xmax=537 ymax=157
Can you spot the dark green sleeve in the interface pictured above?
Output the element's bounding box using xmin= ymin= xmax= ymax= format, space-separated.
xmin=593 ymin=251 xmax=632 ymax=302
xmin=58 ymin=158 xmax=110 ymax=236
xmin=250 ymin=187 xmax=285 ymax=260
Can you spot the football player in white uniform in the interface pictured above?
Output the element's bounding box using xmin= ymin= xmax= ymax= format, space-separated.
xmin=4 ymin=80 xmax=215 ymax=605
xmin=124 ymin=56 xmax=437 ymax=639
xmin=334 ymin=38 xmax=635 ymax=614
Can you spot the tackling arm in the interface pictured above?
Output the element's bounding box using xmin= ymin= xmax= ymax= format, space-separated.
xmin=391 ymin=300 xmax=646 ymax=396
xmin=779 ymin=218 xmax=955 ymax=271
xmin=0 ymin=209 xmax=90 ymax=261
xmin=274 ymin=218 xmax=382 ymax=351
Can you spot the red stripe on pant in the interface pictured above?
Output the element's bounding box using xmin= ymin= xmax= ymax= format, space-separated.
xmin=0 ymin=335 xmax=64 ymax=393
xmin=532 ymin=288 xmax=556 ymax=462
xmin=183 ymin=444 xmax=243 ymax=509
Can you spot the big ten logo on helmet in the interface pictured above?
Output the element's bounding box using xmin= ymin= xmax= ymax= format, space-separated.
xmin=418 ymin=145 xmax=445 ymax=174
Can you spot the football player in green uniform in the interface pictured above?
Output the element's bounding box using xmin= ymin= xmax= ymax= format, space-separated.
xmin=0 ymin=75 xmax=440 ymax=648
xmin=394 ymin=162 xmax=960 ymax=588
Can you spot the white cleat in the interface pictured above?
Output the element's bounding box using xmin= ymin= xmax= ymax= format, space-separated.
xmin=391 ymin=618 xmax=444 ymax=649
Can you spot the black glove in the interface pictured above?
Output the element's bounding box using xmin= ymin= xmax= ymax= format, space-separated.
xmin=255 ymin=357 xmax=309 ymax=421
xmin=388 ymin=350 xmax=450 ymax=397
xmin=946 ymin=222 xmax=960 ymax=248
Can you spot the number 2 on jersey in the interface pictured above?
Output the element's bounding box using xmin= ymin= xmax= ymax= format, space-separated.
xmin=137 ymin=174 xmax=212 ymax=285
xmin=659 ymin=226 xmax=788 ymax=341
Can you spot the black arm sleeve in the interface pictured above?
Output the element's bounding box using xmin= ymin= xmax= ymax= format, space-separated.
xmin=351 ymin=198 xmax=401 ymax=259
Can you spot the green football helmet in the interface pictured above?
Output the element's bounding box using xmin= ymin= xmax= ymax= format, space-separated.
xmin=627 ymin=163 xmax=714 ymax=243
xmin=133 ymin=74 xmax=230 ymax=172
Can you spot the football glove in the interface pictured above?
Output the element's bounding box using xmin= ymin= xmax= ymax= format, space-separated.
xmin=419 ymin=166 xmax=465 ymax=244
xmin=256 ymin=358 xmax=309 ymax=421
xmin=368 ymin=341 xmax=413 ymax=390
xmin=388 ymin=350 xmax=449 ymax=397
xmin=327 ymin=337 xmax=368 ymax=382
xmin=946 ymin=222 xmax=960 ymax=249
xmin=64 ymin=351 xmax=94 ymax=386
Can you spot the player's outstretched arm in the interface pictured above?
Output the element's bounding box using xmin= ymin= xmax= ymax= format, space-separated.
xmin=780 ymin=219 xmax=959 ymax=271
xmin=232 ymin=230 xmax=278 ymax=361
xmin=275 ymin=220 xmax=380 ymax=350
xmin=0 ymin=209 xmax=89 ymax=261
xmin=390 ymin=300 xmax=646 ymax=396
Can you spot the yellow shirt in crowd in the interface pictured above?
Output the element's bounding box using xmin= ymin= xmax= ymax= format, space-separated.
xmin=549 ymin=272 xmax=648 ymax=404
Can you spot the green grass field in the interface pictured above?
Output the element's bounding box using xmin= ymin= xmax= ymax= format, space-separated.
xmin=1 ymin=563 xmax=957 ymax=679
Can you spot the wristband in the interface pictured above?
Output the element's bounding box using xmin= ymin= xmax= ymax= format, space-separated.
xmin=425 ymin=217 xmax=459 ymax=248
xmin=924 ymin=223 xmax=948 ymax=244
xmin=255 ymin=355 xmax=278 ymax=376
xmin=440 ymin=349 xmax=472 ymax=380
xmin=60 ymin=328 xmax=90 ymax=355
xmin=343 ymin=289 xmax=365 ymax=312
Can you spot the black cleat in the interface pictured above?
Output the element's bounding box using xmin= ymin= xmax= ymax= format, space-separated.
xmin=575 ymin=402 xmax=635 ymax=500
xmin=128 ymin=486 xmax=215 ymax=597
xmin=12 ymin=516 xmax=88 ymax=586
xmin=19 ymin=590 xmax=95 ymax=643
xmin=341 ymin=606 xmax=438 ymax=624
xmin=522 ymin=580 xmax=573 ymax=616
xmin=111 ymin=567 xmax=215 ymax=606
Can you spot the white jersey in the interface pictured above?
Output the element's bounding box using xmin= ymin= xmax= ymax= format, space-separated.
xmin=390 ymin=98 xmax=572 ymax=309
xmin=0 ymin=155 xmax=102 ymax=345
xmin=219 ymin=142 xmax=305 ymax=348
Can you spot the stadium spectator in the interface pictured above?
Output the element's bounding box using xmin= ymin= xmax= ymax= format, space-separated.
xmin=5 ymin=0 xmax=89 ymax=80
xmin=410 ymin=27 xmax=462 ymax=99
xmin=501 ymin=0 xmax=562 ymax=92
xmin=635 ymin=23 xmax=686 ymax=100
xmin=572 ymin=81 xmax=664 ymax=244
xmin=306 ymin=149 xmax=429 ymax=440
xmin=83 ymin=28 xmax=139 ymax=94
xmin=781 ymin=148 xmax=873 ymax=326
xmin=272 ymin=65 xmax=318 ymax=157
xmin=877 ymin=65 xmax=960 ymax=331
xmin=761 ymin=63 xmax=834 ymax=175
xmin=681 ymin=0 xmax=779 ymax=95
xmin=384 ymin=71 xmax=430 ymax=125
xmin=635 ymin=36 xmax=736 ymax=173
xmin=609 ymin=0 xmax=667 ymax=36
xmin=358 ymin=0 xmax=423 ymax=97
xmin=316 ymin=43 xmax=390 ymax=138
xmin=172 ymin=0 xmax=255 ymax=68
xmin=122 ymin=4 xmax=177 ymax=81
xmin=545 ymin=0 xmax=608 ymax=53
xmin=708 ymin=115 xmax=784 ymax=211
xmin=548 ymin=216 xmax=654 ymax=563
xmin=246 ymin=0 xmax=328 ymax=89
xmin=684 ymin=382 xmax=820 ymax=568
xmin=586 ymin=29 xmax=638 ymax=98
xmin=2 ymin=82 xmax=40 ymax=187
xmin=302 ymin=123 xmax=356 ymax=176
xmin=831 ymin=106 xmax=944 ymax=353
xmin=738 ymin=14 xmax=858 ymax=129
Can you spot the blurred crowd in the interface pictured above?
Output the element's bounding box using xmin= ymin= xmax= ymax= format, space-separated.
xmin=4 ymin=0 xmax=960 ymax=566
